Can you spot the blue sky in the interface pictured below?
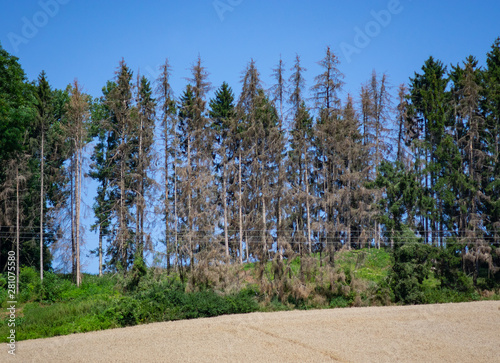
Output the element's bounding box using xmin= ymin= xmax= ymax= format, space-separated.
xmin=1 ymin=0 xmax=499 ymax=273
xmin=2 ymin=1 xmax=499 ymax=99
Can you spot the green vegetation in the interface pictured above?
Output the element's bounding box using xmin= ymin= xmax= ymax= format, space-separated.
xmin=2 ymin=247 xmax=498 ymax=342
xmin=1 ymin=267 xmax=260 ymax=341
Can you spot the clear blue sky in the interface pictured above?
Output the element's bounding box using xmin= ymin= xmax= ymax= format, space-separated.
xmin=1 ymin=0 xmax=499 ymax=273
xmin=2 ymin=1 xmax=499 ymax=99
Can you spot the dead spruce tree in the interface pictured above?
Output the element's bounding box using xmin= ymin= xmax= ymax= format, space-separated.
xmin=288 ymin=54 xmax=314 ymax=254
xmin=133 ymin=73 xmax=156 ymax=273
xmin=270 ymin=56 xmax=287 ymax=259
xmin=360 ymin=71 xmax=392 ymax=248
xmin=237 ymin=60 xmax=280 ymax=270
xmin=337 ymin=95 xmax=371 ymax=250
xmin=453 ymin=57 xmax=492 ymax=284
xmin=34 ymin=71 xmax=52 ymax=280
xmin=156 ymin=59 xmax=177 ymax=272
xmin=65 ymin=80 xmax=90 ymax=285
xmin=177 ymin=56 xmax=216 ymax=281
xmin=311 ymin=47 xmax=344 ymax=263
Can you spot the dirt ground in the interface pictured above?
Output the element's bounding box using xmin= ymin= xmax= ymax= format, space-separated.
xmin=9 ymin=300 xmax=500 ymax=362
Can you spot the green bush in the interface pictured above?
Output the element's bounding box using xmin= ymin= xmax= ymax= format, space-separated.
xmin=329 ymin=296 xmax=351 ymax=308
xmin=19 ymin=267 xmax=39 ymax=302
xmin=0 ymin=275 xmax=8 ymax=306
xmin=433 ymin=241 xmax=473 ymax=292
xmin=390 ymin=242 xmax=433 ymax=304
xmin=36 ymin=272 xmax=73 ymax=303
xmin=104 ymin=296 xmax=142 ymax=326
xmin=422 ymin=286 xmax=480 ymax=304
xmin=103 ymin=280 xmax=260 ymax=327
xmin=18 ymin=267 xmax=74 ymax=303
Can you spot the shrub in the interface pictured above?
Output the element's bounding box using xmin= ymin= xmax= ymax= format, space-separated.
xmin=104 ymin=296 xmax=142 ymax=326
xmin=104 ymin=279 xmax=260 ymax=327
xmin=0 ymin=275 xmax=8 ymax=306
xmin=434 ymin=241 xmax=473 ymax=292
xmin=19 ymin=266 xmax=39 ymax=302
xmin=390 ymin=242 xmax=433 ymax=304
xmin=36 ymin=272 xmax=74 ymax=303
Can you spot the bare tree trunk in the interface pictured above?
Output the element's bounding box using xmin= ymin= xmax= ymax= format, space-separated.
xmin=140 ymin=202 xmax=144 ymax=263
xmin=174 ymin=164 xmax=179 ymax=271
xmin=262 ymin=196 xmax=267 ymax=260
xmin=135 ymin=208 xmax=140 ymax=263
xmin=347 ymin=225 xmax=351 ymax=251
xmin=165 ymin=133 xmax=170 ymax=272
xmin=296 ymin=218 xmax=302 ymax=256
xmin=70 ymin=158 xmax=75 ymax=280
xmin=120 ymin=144 xmax=126 ymax=268
xmin=348 ymin=151 xmax=353 ymax=250
xmin=98 ymin=228 xmax=103 ymax=277
xmin=75 ymin=139 xmax=81 ymax=286
xmin=158 ymin=59 xmax=174 ymax=272
xmin=277 ymin=186 xmax=282 ymax=260
xmin=137 ymin=109 xmax=144 ymax=263
xmin=277 ymin=102 xmax=284 ymax=263
xmin=40 ymin=127 xmax=44 ymax=281
xmin=16 ymin=166 xmax=20 ymax=294
xmin=187 ymin=137 xmax=193 ymax=270
xmin=67 ymin=80 xmax=88 ymax=280
xmin=305 ymin=156 xmax=312 ymax=254
xmin=278 ymin=201 xmax=283 ymax=262
xmin=245 ymin=230 xmax=249 ymax=263
xmin=223 ymin=163 xmax=229 ymax=259
xmin=238 ymin=151 xmax=243 ymax=264
xmin=272 ymin=57 xmax=285 ymax=262
xmin=377 ymin=223 xmax=381 ymax=249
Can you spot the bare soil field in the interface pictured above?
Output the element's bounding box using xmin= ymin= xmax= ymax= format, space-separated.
xmin=10 ymin=300 xmax=500 ymax=362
